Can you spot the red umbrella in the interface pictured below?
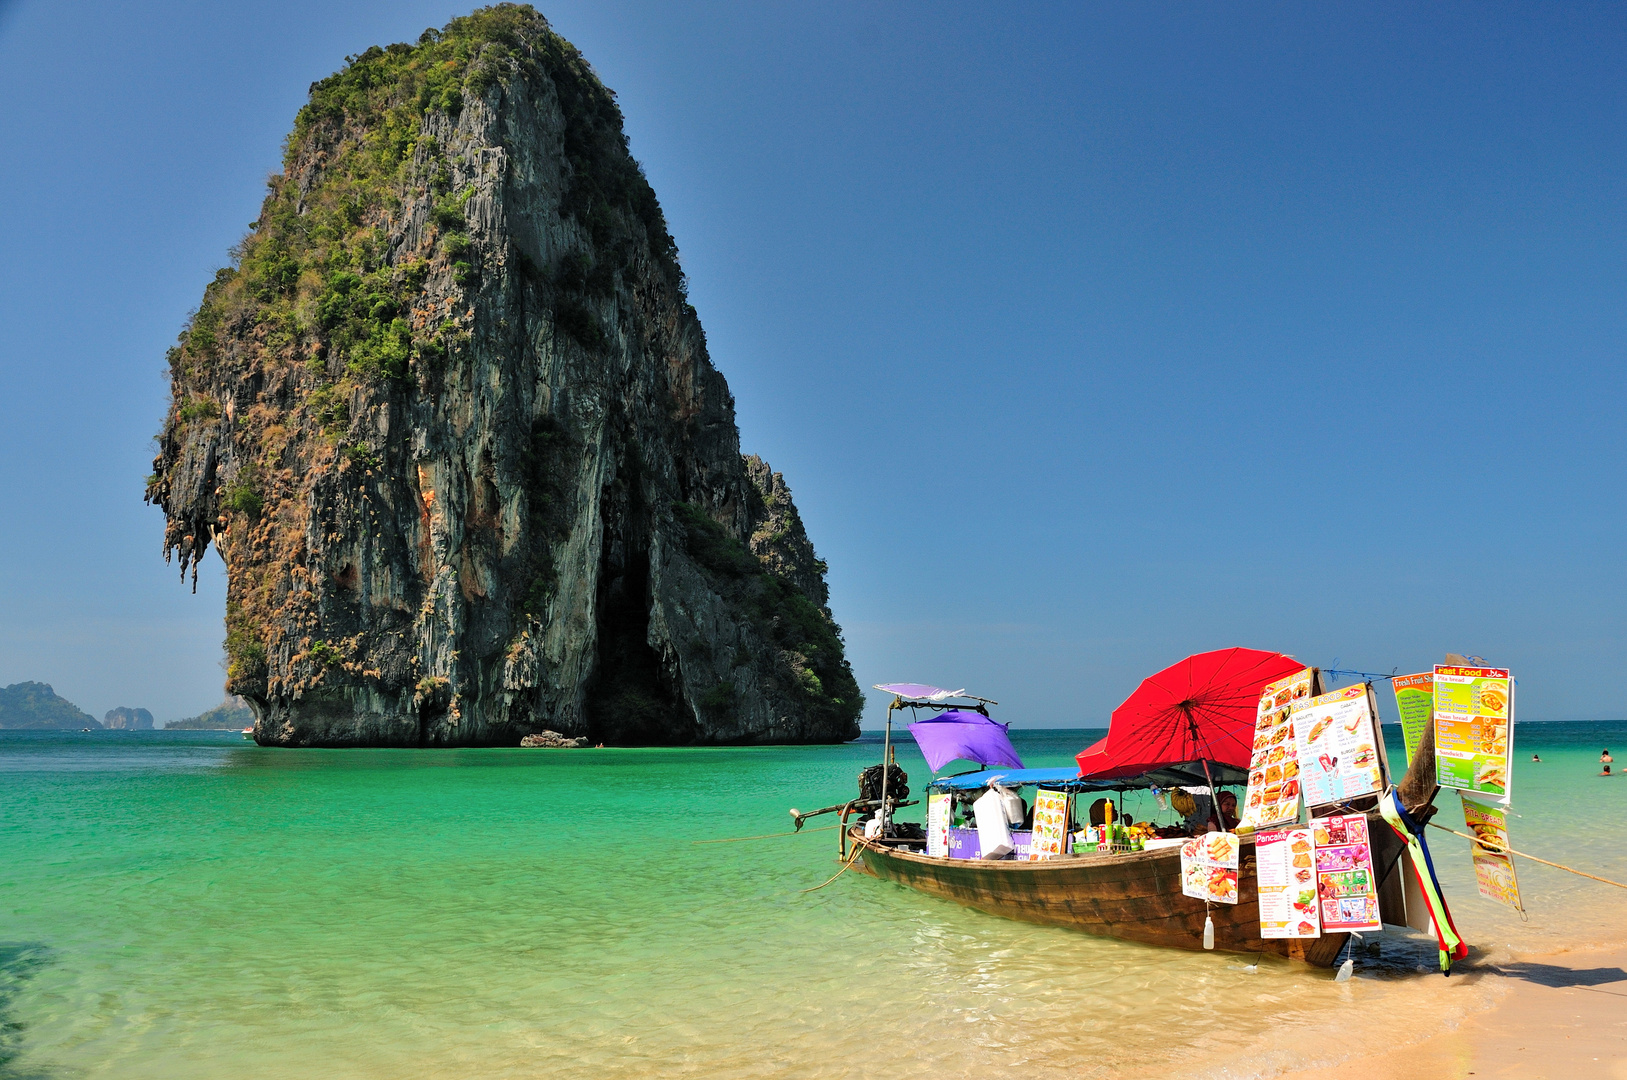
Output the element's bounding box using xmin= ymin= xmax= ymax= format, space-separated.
xmin=1075 ymin=735 xmax=1112 ymax=776
xmin=1076 ymin=647 xmax=1307 ymax=783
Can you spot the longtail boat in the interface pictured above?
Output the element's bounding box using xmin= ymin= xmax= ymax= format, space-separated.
xmin=843 ymin=812 xmax=1403 ymax=965
xmin=799 ymin=652 xmax=1448 ymax=968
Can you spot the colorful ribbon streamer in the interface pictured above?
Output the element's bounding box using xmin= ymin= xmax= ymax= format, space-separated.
xmin=1380 ymin=788 xmax=1469 ymax=974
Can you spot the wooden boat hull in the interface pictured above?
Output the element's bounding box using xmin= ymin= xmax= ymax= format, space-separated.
xmin=848 ymin=823 xmax=1405 ymax=967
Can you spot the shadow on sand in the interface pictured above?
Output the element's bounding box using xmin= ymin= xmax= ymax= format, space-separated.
xmin=1487 ymin=959 xmax=1627 ymax=996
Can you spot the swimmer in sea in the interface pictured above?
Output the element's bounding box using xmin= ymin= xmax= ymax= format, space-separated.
xmin=1531 ymin=753 xmax=1541 ymax=762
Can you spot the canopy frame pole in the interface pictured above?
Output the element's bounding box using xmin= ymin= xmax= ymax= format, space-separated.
xmin=879 ymin=697 xmax=899 ymax=833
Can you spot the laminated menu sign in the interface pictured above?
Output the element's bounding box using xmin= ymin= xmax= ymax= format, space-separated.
xmin=1392 ymin=672 xmax=1434 ymax=766
xmin=1026 ymin=790 xmax=1070 ymax=861
xmin=1434 ymin=665 xmax=1513 ymax=801
xmin=1312 ymin=813 xmax=1383 ymax=932
xmin=926 ymin=793 xmax=951 ymax=857
xmin=1241 ymin=667 xmax=1315 ymax=829
xmin=1180 ymin=832 xmax=1240 ymax=904
xmin=1461 ymin=794 xmax=1523 ymax=910
xmin=1291 ymin=684 xmax=1385 ymax=809
xmin=1257 ymin=826 xmax=1321 ymax=939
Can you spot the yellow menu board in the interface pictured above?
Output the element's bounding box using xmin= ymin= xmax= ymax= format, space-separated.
xmin=1434 ymin=665 xmax=1513 ymax=801
xmin=1240 ymin=667 xmax=1315 ymax=829
xmin=1026 ymin=789 xmax=1070 ymax=861
xmin=1461 ymin=794 xmax=1523 ymax=911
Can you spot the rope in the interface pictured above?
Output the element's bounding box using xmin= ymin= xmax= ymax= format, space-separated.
xmin=691 ymin=825 xmax=839 ymax=844
xmin=1426 ymin=822 xmax=1627 ymax=891
xmin=1324 ymin=669 xmax=1397 ymax=682
xmin=801 ymin=834 xmax=869 ymax=893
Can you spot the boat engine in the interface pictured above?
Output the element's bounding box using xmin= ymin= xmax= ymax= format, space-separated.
xmin=857 ymin=763 xmax=908 ymax=804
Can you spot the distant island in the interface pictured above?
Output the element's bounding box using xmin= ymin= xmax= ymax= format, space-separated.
xmin=103 ymin=706 xmax=155 ymax=730
xmin=143 ymin=6 xmax=861 ymax=748
xmin=166 ymin=697 xmax=254 ymax=730
xmin=0 ymin=682 xmax=100 ymax=729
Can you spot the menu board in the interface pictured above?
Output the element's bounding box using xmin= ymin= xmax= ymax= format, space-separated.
xmin=926 ymin=793 xmax=951 ymax=857
xmin=1434 ymin=665 xmax=1513 ymax=801
xmin=1257 ymin=826 xmax=1321 ymax=939
xmin=1241 ymin=667 xmax=1315 ymax=829
xmin=1026 ymin=790 xmax=1070 ymax=861
xmin=1461 ymin=794 xmax=1523 ymax=911
xmin=1180 ymin=832 xmax=1240 ymax=904
xmin=1291 ymin=684 xmax=1384 ymax=809
xmin=1312 ymin=814 xmax=1383 ymax=932
xmin=1392 ymin=672 xmax=1434 ymax=766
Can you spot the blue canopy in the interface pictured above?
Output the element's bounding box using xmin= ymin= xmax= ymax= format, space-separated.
xmin=927 ymin=766 xmax=1235 ymax=794
xmin=927 ymin=767 xmax=1098 ymax=791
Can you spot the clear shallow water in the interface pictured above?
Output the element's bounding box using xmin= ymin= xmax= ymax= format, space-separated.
xmin=1 ymin=723 xmax=1622 ymax=1079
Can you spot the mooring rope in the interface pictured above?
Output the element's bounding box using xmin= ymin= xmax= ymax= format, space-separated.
xmin=1426 ymin=822 xmax=1627 ymax=891
xmin=800 ymin=836 xmax=868 ymax=893
xmin=691 ymin=824 xmax=839 ymax=845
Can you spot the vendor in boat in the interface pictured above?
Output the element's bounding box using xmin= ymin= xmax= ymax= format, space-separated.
xmin=1166 ymin=788 xmax=1237 ymax=834
xmin=1171 ymin=789 xmax=1213 ymax=833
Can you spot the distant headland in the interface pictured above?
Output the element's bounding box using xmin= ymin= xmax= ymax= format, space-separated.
xmin=0 ymin=682 xmax=100 ymax=729
xmin=165 ymin=697 xmax=254 ymax=730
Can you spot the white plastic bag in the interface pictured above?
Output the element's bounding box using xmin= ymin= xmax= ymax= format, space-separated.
xmin=973 ymin=788 xmax=1014 ymax=859
xmin=864 ymin=811 xmax=884 ymax=839
xmin=994 ymin=784 xmax=1025 ymax=825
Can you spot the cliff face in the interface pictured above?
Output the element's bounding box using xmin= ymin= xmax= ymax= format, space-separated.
xmin=147 ymin=5 xmax=861 ymax=747
xmin=103 ymin=707 xmax=155 ymax=730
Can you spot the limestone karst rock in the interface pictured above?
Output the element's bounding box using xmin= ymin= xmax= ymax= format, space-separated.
xmin=103 ymin=707 xmax=155 ymax=730
xmin=147 ymin=5 xmax=861 ymax=747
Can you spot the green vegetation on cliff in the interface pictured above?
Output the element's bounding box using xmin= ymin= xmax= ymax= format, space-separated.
xmin=672 ymin=502 xmax=860 ymax=727
xmin=166 ymin=698 xmax=255 ymax=730
xmin=0 ymin=683 xmax=100 ymax=729
xmin=154 ymin=4 xmax=677 ymax=418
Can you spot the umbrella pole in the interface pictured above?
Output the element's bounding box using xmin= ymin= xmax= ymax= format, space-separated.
xmin=1187 ymin=712 xmax=1225 ymax=831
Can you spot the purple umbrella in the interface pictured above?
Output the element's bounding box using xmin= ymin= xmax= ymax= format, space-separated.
xmin=908 ymin=710 xmax=1025 ymax=773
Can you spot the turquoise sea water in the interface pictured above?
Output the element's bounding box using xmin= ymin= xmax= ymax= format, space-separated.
xmin=2 ymin=722 xmax=1623 ymax=1079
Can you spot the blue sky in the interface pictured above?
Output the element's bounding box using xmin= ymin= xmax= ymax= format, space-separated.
xmin=1 ymin=2 xmax=1623 ymax=726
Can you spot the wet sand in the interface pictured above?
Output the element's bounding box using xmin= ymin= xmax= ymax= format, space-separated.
xmin=1279 ymin=944 xmax=1627 ymax=1080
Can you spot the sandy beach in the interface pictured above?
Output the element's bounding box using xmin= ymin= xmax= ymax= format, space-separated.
xmin=1281 ymin=944 xmax=1627 ymax=1080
